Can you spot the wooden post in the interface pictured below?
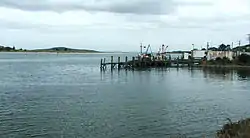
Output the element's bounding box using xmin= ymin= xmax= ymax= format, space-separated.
xmin=118 ymin=57 xmax=121 ymax=70
xmin=177 ymin=57 xmax=179 ymax=68
xmin=132 ymin=57 xmax=135 ymax=68
xmin=103 ymin=58 xmax=106 ymax=70
xmin=140 ymin=57 xmax=143 ymax=67
xmin=152 ymin=56 xmax=155 ymax=67
xmin=125 ymin=56 xmax=128 ymax=69
xmin=191 ymin=57 xmax=194 ymax=68
xmin=111 ymin=56 xmax=114 ymax=70
xmin=100 ymin=59 xmax=103 ymax=70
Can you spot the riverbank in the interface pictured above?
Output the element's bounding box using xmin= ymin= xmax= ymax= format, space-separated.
xmin=217 ymin=118 xmax=250 ymax=138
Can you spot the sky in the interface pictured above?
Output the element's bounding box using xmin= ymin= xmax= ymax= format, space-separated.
xmin=0 ymin=0 xmax=250 ymax=52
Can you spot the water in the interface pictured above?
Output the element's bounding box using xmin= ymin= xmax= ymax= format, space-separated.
xmin=0 ymin=52 xmax=250 ymax=138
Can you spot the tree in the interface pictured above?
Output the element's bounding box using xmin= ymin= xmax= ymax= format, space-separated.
xmin=218 ymin=44 xmax=231 ymax=51
xmin=201 ymin=48 xmax=206 ymax=50
xmin=5 ymin=47 xmax=12 ymax=51
xmin=0 ymin=46 xmax=4 ymax=51
xmin=208 ymin=47 xmax=218 ymax=51
xmin=12 ymin=46 xmax=15 ymax=51
xmin=218 ymin=44 xmax=226 ymax=51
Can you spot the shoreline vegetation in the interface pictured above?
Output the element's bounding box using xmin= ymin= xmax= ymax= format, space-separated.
xmin=0 ymin=46 xmax=100 ymax=53
xmin=191 ymin=44 xmax=250 ymax=68
xmin=217 ymin=118 xmax=250 ymax=138
xmin=199 ymin=53 xmax=250 ymax=68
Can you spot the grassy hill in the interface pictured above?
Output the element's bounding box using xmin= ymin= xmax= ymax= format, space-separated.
xmin=0 ymin=45 xmax=99 ymax=53
xmin=30 ymin=47 xmax=99 ymax=53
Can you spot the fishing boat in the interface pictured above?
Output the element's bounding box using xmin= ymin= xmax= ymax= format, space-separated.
xmin=156 ymin=44 xmax=168 ymax=60
xmin=137 ymin=43 xmax=153 ymax=60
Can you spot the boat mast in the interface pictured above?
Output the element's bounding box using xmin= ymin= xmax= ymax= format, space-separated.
xmin=140 ymin=43 xmax=143 ymax=54
xmin=162 ymin=44 xmax=164 ymax=54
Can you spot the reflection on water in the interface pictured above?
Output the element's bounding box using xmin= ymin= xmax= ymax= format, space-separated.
xmin=202 ymin=68 xmax=250 ymax=81
xmin=202 ymin=68 xmax=235 ymax=81
xmin=237 ymin=69 xmax=250 ymax=79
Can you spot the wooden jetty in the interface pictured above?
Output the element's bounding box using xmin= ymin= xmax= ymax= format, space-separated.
xmin=100 ymin=56 xmax=203 ymax=71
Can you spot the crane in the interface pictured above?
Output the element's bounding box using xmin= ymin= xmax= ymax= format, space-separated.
xmin=157 ymin=44 xmax=168 ymax=55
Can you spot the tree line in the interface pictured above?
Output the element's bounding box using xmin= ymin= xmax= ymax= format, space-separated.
xmin=0 ymin=46 xmax=26 ymax=52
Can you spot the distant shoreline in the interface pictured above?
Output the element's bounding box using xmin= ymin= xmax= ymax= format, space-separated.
xmin=0 ymin=51 xmax=132 ymax=54
xmin=29 ymin=50 xmax=100 ymax=53
xmin=0 ymin=46 xmax=103 ymax=53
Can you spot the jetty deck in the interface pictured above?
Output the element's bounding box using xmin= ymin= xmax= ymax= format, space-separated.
xmin=100 ymin=56 xmax=203 ymax=70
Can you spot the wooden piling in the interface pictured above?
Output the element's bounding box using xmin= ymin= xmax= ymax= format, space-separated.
xmin=103 ymin=58 xmax=106 ymax=69
xmin=132 ymin=57 xmax=135 ymax=67
xmin=118 ymin=57 xmax=121 ymax=69
xmin=152 ymin=56 xmax=155 ymax=67
xmin=111 ymin=56 xmax=114 ymax=70
xmin=100 ymin=59 xmax=103 ymax=70
xmin=125 ymin=56 xmax=128 ymax=69
xmin=177 ymin=58 xmax=179 ymax=68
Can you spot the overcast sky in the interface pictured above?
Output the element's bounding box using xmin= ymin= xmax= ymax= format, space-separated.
xmin=0 ymin=0 xmax=250 ymax=51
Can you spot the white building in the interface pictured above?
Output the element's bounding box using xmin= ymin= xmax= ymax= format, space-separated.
xmin=191 ymin=50 xmax=206 ymax=59
xmin=207 ymin=51 xmax=234 ymax=60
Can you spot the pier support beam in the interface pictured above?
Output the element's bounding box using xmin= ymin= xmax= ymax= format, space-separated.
xmin=125 ymin=56 xmax=128 ymax=69
xmin=111 ymin=56 xmax=114 ymax=70
xmin=132 ymin=57 xmax=135 ymax=68
xmin=118 ymin=57 xmax=121 ymax=70
xmin=100 ymin=59 xmax=103 ymax=70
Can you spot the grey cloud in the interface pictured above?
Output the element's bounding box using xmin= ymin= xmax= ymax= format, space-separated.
xmin=0 ymin=0 xmax=176 ymax=15
xmin=0 ymin=20 xmax=36 ymax=29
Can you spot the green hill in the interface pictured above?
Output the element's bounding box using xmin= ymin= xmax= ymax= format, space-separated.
xmin=29 ymin=47 xmax=99 ymax=53
xmin=0 ymin=45 xmax=99 ymax=53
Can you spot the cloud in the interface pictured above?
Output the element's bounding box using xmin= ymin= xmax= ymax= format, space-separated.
xmin=0 ymin=0 xmax=213 ymax=15
xmin=0 ymin=0 xmax=249 ymax=30
xmin=0 ymin=0 xmax=176 ymax=15
xmin=0 ymin=0 xmax=250 ymax=51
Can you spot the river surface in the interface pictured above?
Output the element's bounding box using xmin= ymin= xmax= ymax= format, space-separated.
xmin=0 ymin=52 xmax=250 ymax=138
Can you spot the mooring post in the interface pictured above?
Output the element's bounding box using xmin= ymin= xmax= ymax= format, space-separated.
xmin=125 ymin=56 xmax=128 ymax=69
xmin=111 ymin=56 xmax=114 ymax=70
xmin=177 ymin=57 xmax=179 ymax=68
xmin=152 ymin=56 xmax=155 ymax=67
xmin=103 ymin=58 xmax=106 ymax=70
xmin=132 ymin=57 xmax=135 ymax=68
xmin=140 ymin=57 xmax=143 ymax=67
xmin=100 ymin=59 xmax=103 ymax=70
xmin=191 ymin=58 xmax=194 ymax=68
xmin=118 ymin=57 xmax=121 ymax=70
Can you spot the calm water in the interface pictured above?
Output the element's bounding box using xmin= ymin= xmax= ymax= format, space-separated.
xmin=0 ymin=52 xmax=250 ymax=138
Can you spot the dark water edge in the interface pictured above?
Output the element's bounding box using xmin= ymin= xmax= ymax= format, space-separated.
xmin=0 ymin=53 xmax=250 ymax=138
